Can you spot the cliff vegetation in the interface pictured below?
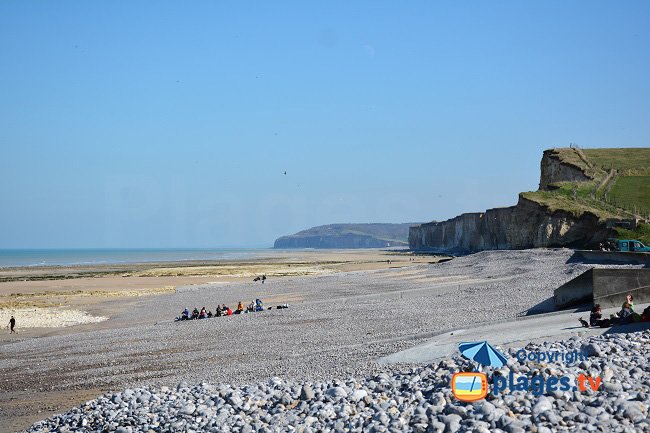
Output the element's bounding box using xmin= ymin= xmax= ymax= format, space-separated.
xmin=525 ymin=147 xmax=650 ymax=223
xmin=410 ymin=147 xmax=650 ymax=252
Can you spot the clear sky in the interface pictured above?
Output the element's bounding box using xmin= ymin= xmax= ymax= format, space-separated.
xmin=1 ymin=1 xmax=649 ymax=248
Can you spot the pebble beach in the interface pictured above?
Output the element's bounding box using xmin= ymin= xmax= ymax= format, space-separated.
xmin=1 ymin=248 xmax=648 ymax=432
xmin=25 ymin=330 xmax=650 ymax=432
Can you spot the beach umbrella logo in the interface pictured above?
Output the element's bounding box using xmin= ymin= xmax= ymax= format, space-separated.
xmin=458 ymin=341 xmax=508 ymax=368
xmin=451 ymin=372 xmax=488 ymax=402
xmin=451 ymin=341 xmax=506 ymax=402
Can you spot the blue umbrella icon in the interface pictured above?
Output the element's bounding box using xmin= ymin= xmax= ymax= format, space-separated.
xmin=458 ymin=341 xmax=508 ymax=368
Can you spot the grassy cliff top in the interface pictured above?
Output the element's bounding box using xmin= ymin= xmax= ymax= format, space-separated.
xmin=582 ymin=148 xmax=650 ymax=174
xmin=526 ymin=147 xmax=650 ymax=222
xmin=549 ymin=147 xmax=650 ymax=178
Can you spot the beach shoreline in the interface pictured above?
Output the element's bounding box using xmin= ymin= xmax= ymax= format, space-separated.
xmin=0 ymin=249 xmax=436 ymax=339
xmin=2 ymin=248 xmax=644 ymax=433
xmin=0 ymin=249 xmax=445 ymax=432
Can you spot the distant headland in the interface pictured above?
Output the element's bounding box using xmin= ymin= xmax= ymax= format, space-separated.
xmin=273 ymin=223 xmax=417 ymax=249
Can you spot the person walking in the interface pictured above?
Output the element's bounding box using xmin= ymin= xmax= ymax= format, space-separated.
xmin=9 ymin=316 xmax=16 ymax=334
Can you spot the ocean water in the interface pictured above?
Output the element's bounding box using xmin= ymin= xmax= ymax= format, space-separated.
xmin=0 ymin=248 xmax=273 ymax=268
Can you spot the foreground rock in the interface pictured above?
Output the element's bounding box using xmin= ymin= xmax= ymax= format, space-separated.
xmin=26 ymin=330 xmax=650 ymax=432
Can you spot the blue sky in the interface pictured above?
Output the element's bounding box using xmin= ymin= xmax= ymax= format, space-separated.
xmin=1 ymin=1 xmax=649 ymax=248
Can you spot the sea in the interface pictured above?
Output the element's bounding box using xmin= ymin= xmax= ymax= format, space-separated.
xmin=0 ymin=248 xmax=275 ymax=268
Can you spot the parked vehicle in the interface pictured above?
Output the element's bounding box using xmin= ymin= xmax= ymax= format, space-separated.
xmin=607 ymin=239 xmax=650 ymax=252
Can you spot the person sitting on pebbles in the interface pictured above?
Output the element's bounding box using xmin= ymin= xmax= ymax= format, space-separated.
xmin=247 ymin=301 xmax=255 ymax=312
xmin=236 ymin=301 xmax=244 ymax=314
xmin=588 ymin=304 xmax=611 ymax=327
xmin=611 ymin=294 xmax=640 ymax=325
xmin=255 ymin=298 xmax=264 ymax=312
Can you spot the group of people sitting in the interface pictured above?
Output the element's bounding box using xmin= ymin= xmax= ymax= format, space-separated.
xmin=581 ymin=294 xmax=650 ymax=328
xmin=176 ymin=299 xmax=289 ymax=321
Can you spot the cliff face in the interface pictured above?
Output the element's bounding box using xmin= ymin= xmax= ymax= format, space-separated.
xmin=409 ymin=196 xmax=611 ymax=253
xmin=410 ymin=150 xmax=613 ymax=253
xmin=539 ymin=149 xmax=591 ymax=190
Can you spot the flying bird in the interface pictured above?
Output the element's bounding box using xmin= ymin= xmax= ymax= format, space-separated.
xmin=283 ymin=171 xmax=287 ymax=175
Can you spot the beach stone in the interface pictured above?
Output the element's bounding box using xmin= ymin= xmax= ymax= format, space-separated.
xmin=440 ymin=414 xmax=462 ymax=433
xmin=300 ymin=384 xmax=315 ymax=401
xmin=350 ymin=389 xmax=367 ymax=401
xmin=581 ymin=343 xmax=602 ymax=357
xmin=325 ymin=387 xmax=348 ymax=399
xmin=18 ymin=327 xmax=650 ymax=433
xmin=480 ymin=402 xmax=496 ymax=417
xmin=622 ymin=408 xmax=644 ymax=422
xmin=603 ymin=382 xmax=623 ymax=393
xmin=532 ymin=397 xmax=553 ymax=415
xmin=180 ymin=404 xmax=196 ymax=415
xmin=411 ymin=423 xmax=428 ymax=433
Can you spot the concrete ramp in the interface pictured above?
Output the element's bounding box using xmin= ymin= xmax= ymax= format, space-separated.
xmin=380 ymin=305 xmax=650 ymax=365
xmin=554 ymin=268 xmax=650 ymax=309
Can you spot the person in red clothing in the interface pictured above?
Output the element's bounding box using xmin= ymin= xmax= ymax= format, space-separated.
xmin=226 ymin=307 xmax=233 ymax=316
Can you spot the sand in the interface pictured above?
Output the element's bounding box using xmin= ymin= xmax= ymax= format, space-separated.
xmin=0 ymin=249 xmax=429 ymax=339
xmin=0 ymin=307 xmax=107 ymax=329
xmin=0 ymin=249 xmax=434 ymax=432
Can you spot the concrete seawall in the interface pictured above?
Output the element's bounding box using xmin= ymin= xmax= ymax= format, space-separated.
xmin=572 ymin=250 xmax=650 ymax=266
xmin=554 ymin=268 xmax=650 ymax=309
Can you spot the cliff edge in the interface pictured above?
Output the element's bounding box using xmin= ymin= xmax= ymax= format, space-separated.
xmin=410 ymin=147 xmax=650 ymax=253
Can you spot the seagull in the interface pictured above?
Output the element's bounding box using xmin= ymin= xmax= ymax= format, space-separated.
xmin=283 ymin=171 xmax=287 ymax=175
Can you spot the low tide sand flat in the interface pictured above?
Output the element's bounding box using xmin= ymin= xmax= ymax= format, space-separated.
xmin=0 ymin=249 xmax=438 ymax=432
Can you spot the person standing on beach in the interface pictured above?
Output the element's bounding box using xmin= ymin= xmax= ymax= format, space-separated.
xmin=9 ymin=316 xmax=16 ymax=334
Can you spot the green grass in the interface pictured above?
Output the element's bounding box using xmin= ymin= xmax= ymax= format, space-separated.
xmin=521 ymin=190 xmax=627 ymax=220
xmin=614 ymin=223 xmax=650 ymax=245
xmin=582 ymin=148 xmax=650 ymax=174
xmin=528 ymin=148 xmax=650 ymax=221
xmin=607 ymin=176 xmax=650 ymax=216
